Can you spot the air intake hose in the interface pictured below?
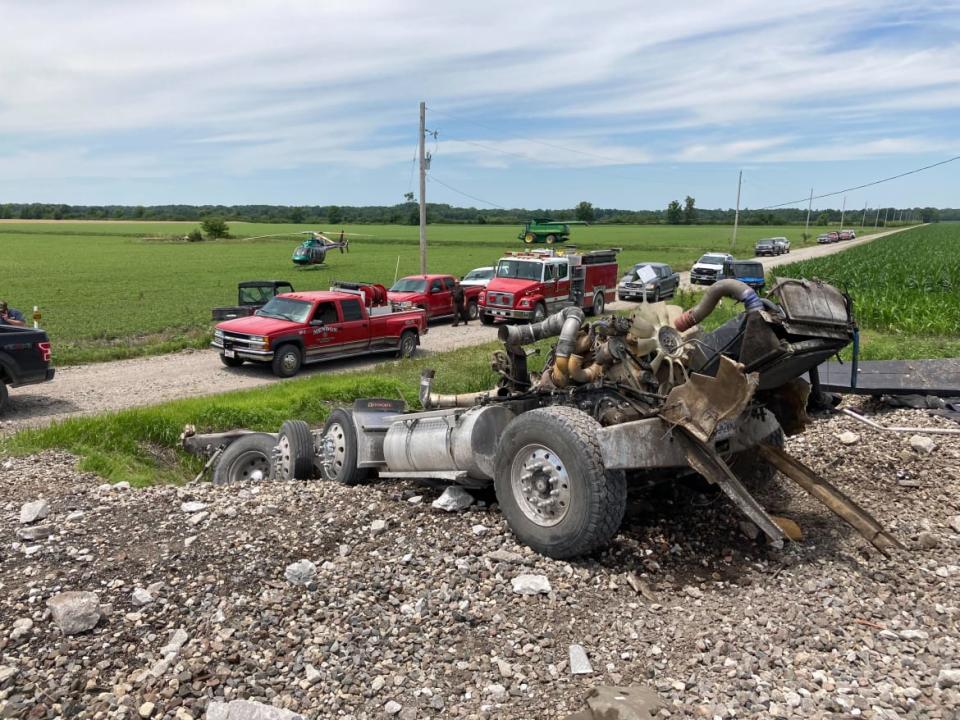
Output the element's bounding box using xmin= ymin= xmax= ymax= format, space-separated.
xmin=675 ymin=280 xmax=763 ymax=332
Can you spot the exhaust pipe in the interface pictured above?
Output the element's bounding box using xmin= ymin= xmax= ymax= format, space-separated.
xmin=675 ymin=279 xmax=763 ymax=332
xmin=498 ymin=306 xmax=585 ymax=348
xmin=420 ymin=368 xmax=497 ymax=409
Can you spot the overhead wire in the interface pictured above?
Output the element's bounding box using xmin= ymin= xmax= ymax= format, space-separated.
xmin=426 ymin=174 xmax=507 ymax=209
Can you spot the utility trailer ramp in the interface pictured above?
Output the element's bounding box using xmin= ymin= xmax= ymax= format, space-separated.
xmin=813 ymin=358 xmax=960 ymax=397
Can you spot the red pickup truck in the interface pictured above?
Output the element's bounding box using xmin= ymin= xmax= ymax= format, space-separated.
xmin=387 ymin=275 xmax=483 ymax=322
xmin=212 ymin=283 xmax=427 ymax=377
xmin=479 ymin=248 xmax=619 ymax=324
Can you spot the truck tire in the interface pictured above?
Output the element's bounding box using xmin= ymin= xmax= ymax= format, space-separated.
xmin=0 ymin=383 xmax=8 ymax=413
xmin=494 ymin=406 xmax=627 ymax=559
xmin=318 ymin=408 xmax=370 ymax=485
xmin=467 ymin=300 xmax=479 ymax=321
xmin=480 ymin=312 xmax=495 ymax=326
xmin=271 ymin=344 xmax=302 ymax=378
xmin=730 ymin=428 xmax=785 ymax=491
xmin=212 ymin=433 xmax=276 ymax=485
xmin=524 ymin=233 xmax=536 ymax=244
xmin=532 ymin=303 xmax=547 ymax=323
xmin=545 ymin=234 xmax=557 ymax=244
xmin=220 ymin=354 xmax=244 ymax=368
xmin=397 ymin=330 xmax=418 ymax=359
xmin=274 ymin=420 xmax=315 ymax=481
xmin=586 ymin=292 xmax=604 ymax=316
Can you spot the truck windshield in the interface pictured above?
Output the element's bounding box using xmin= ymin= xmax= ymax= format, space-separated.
xmin=464 ymin=268 xmax=493 ymax=281
xmin=390 ymin=278 xmax=427 ymax=293
xmin=497 ymin=260 xmax=542 ymax=280
xmin=255 ymin=298 xmax=312 ymax=323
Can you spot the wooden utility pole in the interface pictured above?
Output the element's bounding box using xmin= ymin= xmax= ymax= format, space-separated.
xmin=418 ymin=101 xmax=428 ymax=275
xmin=874 ymin=207 xmax=881 ymax=228
xmin=804 ymin=187 xmax=813 ymax=239
xmin=839 ymin=195 xmax=846 ymax=229
xmin=860 ymin=201 xmax=867 ymax=228
xmin=730 ymin=170 xmax=742 ymax=250
xmin=882 ymin=207 xmax=889 ymax=227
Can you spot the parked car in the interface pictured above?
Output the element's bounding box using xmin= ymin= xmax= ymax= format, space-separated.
xmin=0 ymin=324 xmax=54 ymax=412
xmin=690 ymin=252 xmax=734 ymax=285
xmin=723 ymin=260 xmax=766 ymax=292
xmin=754 ymin=239 xmax=780 ymax=257
xmin=617 ymin=262 xmax=680 ymax=302
xmin=838 ymin=229 xmax=856 ymax=241
xmin=771 ymin=237 xmax=791 ymax=254
xmin=460 ymin=267 xmax=495 ymax=288
xmin=388 ymin=275 xmax=483 ymax=322
xmin=212 ymin=284 xmax=427 ymax=377
xmin=817 ymin=232 xmax=839 ymax=244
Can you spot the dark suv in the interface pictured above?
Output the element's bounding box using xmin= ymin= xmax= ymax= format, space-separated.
xmin=617 ymin=262 xmax=680 ymax=302
xmin=754 ymin=238 xmax=780 ymax=256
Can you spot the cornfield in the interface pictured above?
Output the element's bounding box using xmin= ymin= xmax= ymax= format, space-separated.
xmin=776 ymin=225 xmax=960 ymax=336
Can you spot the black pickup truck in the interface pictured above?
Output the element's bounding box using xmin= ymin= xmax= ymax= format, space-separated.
xmin=0 ymin=325 xmax=54 ymax=411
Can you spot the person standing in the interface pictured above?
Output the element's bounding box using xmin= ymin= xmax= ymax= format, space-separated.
xmin=451 ymin=281 xmax=469 ymax=327
xmin=0 ymin=301 xmax=25 ymax=327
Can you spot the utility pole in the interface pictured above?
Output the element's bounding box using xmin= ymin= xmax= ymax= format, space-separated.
xmin=418 ymin=101 xmax=428 ymax=275
xmin=861 ymin=201 xmax=867 ymax=228
xmin=839 ymin=195 xmax=846 ymax=229
xmin=882 ymin=207 xmax=889 ymax=227
xmin=804 ymin=187 xmax=813 ymax=239
xmin=874 ymin=207 xmax=881 ymax=229
xmin=730 ymin=170 xmax=742 ymax=250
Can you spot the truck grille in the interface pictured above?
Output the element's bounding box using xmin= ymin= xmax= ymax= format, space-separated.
xmin=487 ymin=292 xmax=515 ymax=308
xmin=694 ymin=268 xmax=717 ymax=277
xmin=220 ymin=332 xmax=265 ymax=350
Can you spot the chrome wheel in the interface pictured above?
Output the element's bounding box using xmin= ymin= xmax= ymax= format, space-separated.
xmin=274 ymin=434 xmax=293 ymax=480
xmin=321 ymin=422 xmax=347 ymax=480
xmin=533 ymin=304 xmax=546 ymax=323
xmin=228 ymin=450 xmax=271 ymax=483
xmin=280 ymin=351 xmax=299 ymax=374
xmin=510 ymin=443 xmax=571 ymax=527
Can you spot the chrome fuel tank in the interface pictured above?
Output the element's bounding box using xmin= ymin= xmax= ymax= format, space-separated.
xmin=382 ymin=405 xmax=515 ymax=480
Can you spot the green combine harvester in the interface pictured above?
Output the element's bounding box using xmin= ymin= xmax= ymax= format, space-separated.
xmin=517 ymin=218 xmax=586 ymax=244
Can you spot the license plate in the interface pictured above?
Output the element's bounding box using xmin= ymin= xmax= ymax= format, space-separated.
xmin=714 ymin=419 xmax=736 ymax=441
xmin=494 ymin=311 xmax=506 ymax=317
xmin=224 ymin=349 xmax=236 ymax=358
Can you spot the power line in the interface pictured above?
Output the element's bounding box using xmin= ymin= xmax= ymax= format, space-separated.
xmin=760 ymin=154 xmax=960 ymax=209
xmin=427 ymin=174 xmax=507 ymax=209
xmin=428 ymin=106 xmax=646 ymax=167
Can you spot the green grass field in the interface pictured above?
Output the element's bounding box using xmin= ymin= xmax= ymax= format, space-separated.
xmin=1 ymin=220 xmax=826 ymax=364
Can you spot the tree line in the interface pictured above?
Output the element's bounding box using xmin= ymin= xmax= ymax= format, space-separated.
xmin=0 ymin=201 xmax=949 ymax=225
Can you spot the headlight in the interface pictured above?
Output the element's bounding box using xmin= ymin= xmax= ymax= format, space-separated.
xmin=248 ymin=335 xmax=265 ymax=343
xmin=214 ymin=329 xmax=223 ymax=339
xmin=645 ymin=283 xmax=656 ymax=290
xmin=519 ymin=298 xmax=532 ymax=307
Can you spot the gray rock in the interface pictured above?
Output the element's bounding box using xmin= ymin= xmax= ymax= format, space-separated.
xmin=149 ymin=628 xmax=190 ymax=678
xmin=0 ymin=665 xmax=18 ymax=684
xmin=917 ymin=531 xmax=940 ymax=549
xmin=484 ymin=684 xmax=509 ymax=703
xmin=205 ymin=700 xmax=304 ymax=720
xmin=472 ymin=524 xmax=489 ymax=536
xmin=431 ymin=486 xmax=474 ymax=512
xmin=370 ymin=519 xmax=388 ymax=536
xmin=949 ymin=515 xmax=960 ymax=534
xmin=131 ymin=588 xmax=154 ymax=606
xmin=837 ymin=431 xmax=860 ymax=446
xmin=65 ymin=510 xmax=84 ymax=522
xmin=11 ymin=618 xmax=33 ymax=640
xmin=579 ymin=685 xmax=665 ymax=719
xmin=384 ymin=701 xmax=402 ymax=715
xmin=487 ymin=549 xmax=525 ymax=564
xmin=937 ymin=669 xmax=960 ymax=688
xmin=684 ymin=585 xmax=704 ymax=599
xmin=511 ymin=574 xmax=551 ymax=595
xmin=569 ymin=644 xmax=594 ymax=675
xmin=181 ymin=501 xmax=208 ymax=513
xmin=285 ymin=559 xmax=317 ymax=586
xmin=16 ymin=525 xmax=52 ymax=541
xmin=47 ymin=591 xmax=101 ymax=635
xmin=139 ymin=702 xmax=156 ymax=718
xmin=186 ymin=511 xmax=209 ymax=526
xmin=19 ymin=499 xmax=49 ymax=524
xmin=114 ymin=481 xmax=131 ymax=490
xmin=738 ymin=520 xmax=761 ymax=540
xmin=909 ymin=435 xmax=935 ymax=454
xmin=304 ymin=663 xmax=322 ymax=685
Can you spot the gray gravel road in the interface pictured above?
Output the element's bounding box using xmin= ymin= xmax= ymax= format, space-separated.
xmin=0 ymin=226 xmax=916 ymax=434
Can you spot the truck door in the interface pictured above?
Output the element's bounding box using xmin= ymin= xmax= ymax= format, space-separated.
xmin=555 ymin=261 xmax=571 ymax=304
xmin=427 ymin=277 xmax=452 ymax=317
xmin=307 ymin=301 xmax=341 ymax=358
xmin=335 ymin=298 xmax=372 ymax=353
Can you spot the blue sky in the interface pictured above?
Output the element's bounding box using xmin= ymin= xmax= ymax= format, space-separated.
xmin=1 ymin=0 xmax=958 ymax=211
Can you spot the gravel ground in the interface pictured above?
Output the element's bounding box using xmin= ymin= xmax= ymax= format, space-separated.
xmin=2 ymin=401 xmax=958 ymax=719
xmin=0 ymin=226 xmax=917 ymax=436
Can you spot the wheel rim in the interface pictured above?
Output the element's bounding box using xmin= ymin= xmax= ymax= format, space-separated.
xmin=534 ymin=305 xmax=546 ymax=322
xmin=275 ymin=434 xmax=293 ymax=480
xmin=228 ymin=450 xmax=271 ymax=483
xmin=468 ymin=303 xmax=479 ymax=320
xmin=511 ymin=443 xmax=570 ymax=527
xmin=321 ymin=422 xmax=347 ymax=479
xmin=401 ymin=334 xmax=416 ymax=356
xmin=595 ymin=295 xmax=604 ymax=313
xmin=525 ymin=234 xmax=535 ymax=244
xmin=280 ymin=351 xmax=299 ymax=373
xmin=546 ymin=235 xmax=555 ymax=244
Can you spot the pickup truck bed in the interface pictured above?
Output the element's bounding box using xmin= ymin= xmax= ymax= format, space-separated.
xmin=0 ymin=325 xmax=55 ymax=410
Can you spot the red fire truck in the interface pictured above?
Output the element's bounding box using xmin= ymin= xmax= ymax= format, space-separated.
xmin=478 ymin=247 xmax=620 ymax=324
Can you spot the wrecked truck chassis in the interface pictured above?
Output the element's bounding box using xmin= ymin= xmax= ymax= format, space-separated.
xmin=184 ymin=278 xmax=902 ymax=560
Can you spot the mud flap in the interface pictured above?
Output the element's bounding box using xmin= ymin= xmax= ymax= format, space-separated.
xmin=756 ymin=443 xmax=904 ymax=556
xmin=677 ymin=429 xmax=786 ymax=549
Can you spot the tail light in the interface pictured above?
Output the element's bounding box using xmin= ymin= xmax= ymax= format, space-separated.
xmin=37 ymin=341 xmax=52 ymax=362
